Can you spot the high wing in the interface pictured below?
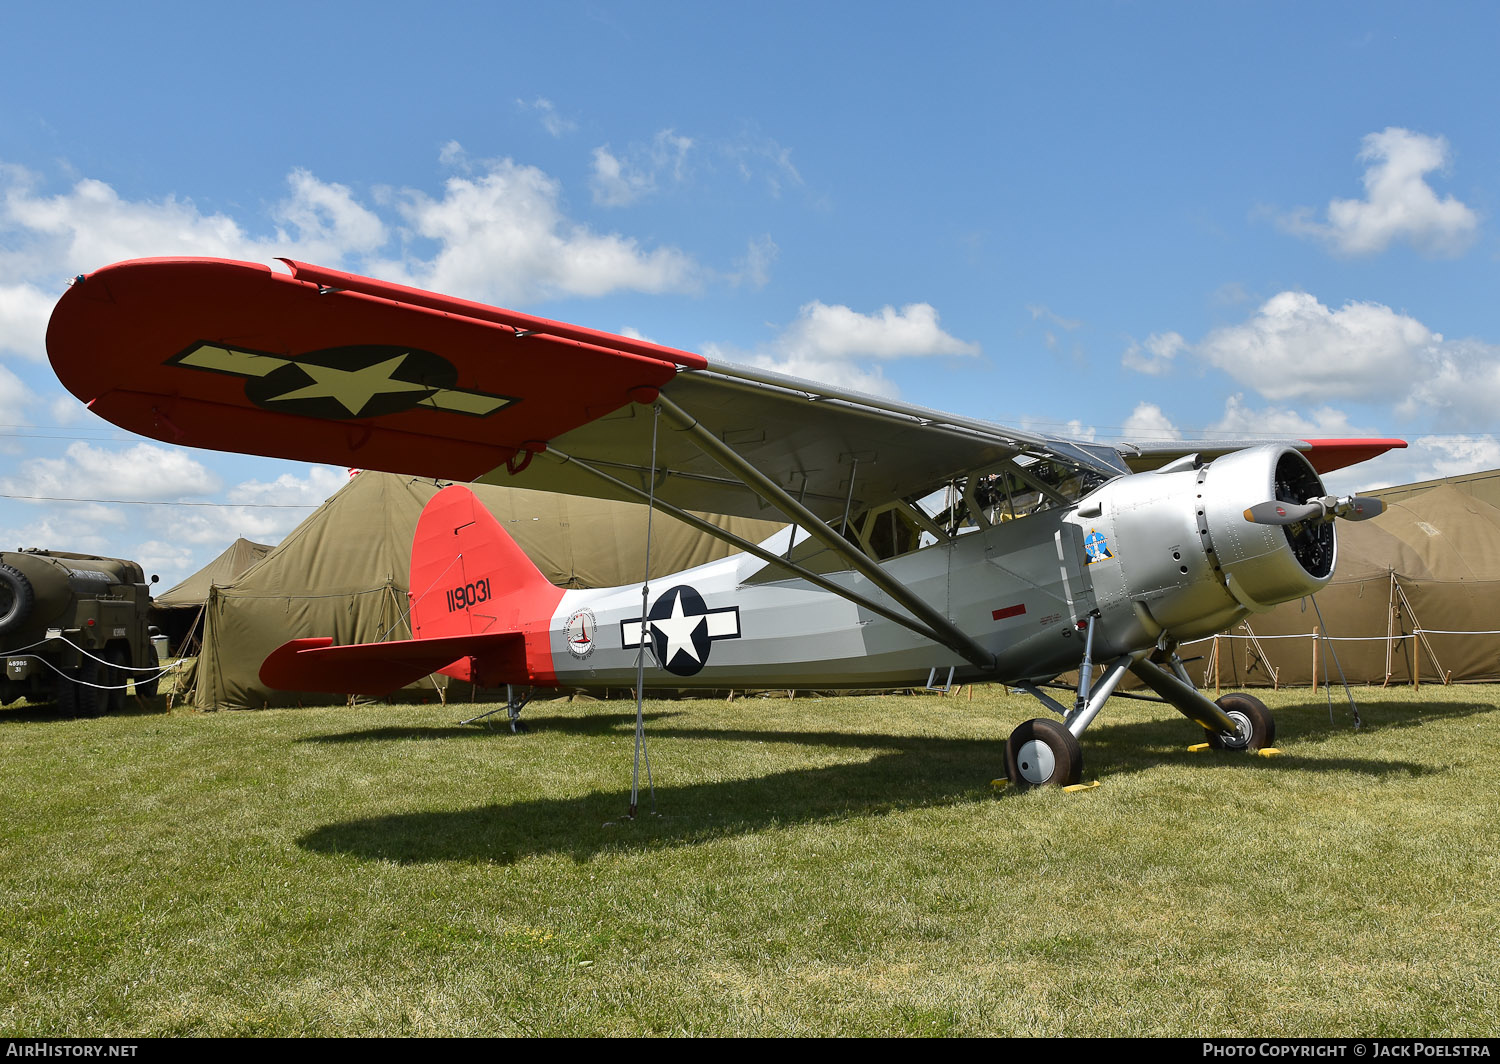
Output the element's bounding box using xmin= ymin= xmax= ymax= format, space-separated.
xmin=47 ymin=257 xmax=1404 ymax=526
xmin=1117 ymin=438 xmax=1406 ymax=474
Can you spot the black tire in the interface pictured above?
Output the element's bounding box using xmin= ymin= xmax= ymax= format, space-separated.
xmin=134 ymin=667 xmax=159 ymax=700
xmin=57 ymin=656 xmax=106 ymax=718
xmin=103 ymin=648 xmax=127 ymax=715
xmin=1207 ymin=692 xmax=1276 ymax=751
xmin=0 ymin=564 xmax=35 ymax=636
xmin=1005 ymin=717 xmax=1083 ymax=789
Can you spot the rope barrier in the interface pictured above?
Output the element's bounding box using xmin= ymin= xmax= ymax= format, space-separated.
xmin=1183 ymin=630 xmax=1500 ymax=643
xmin=0 ymin=634 xmax=183 ymax=691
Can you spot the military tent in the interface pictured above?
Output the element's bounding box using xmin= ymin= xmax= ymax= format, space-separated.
xmin=151 ymin=537 xmax=274 ymax=653
xmin=183 ymin=471 xmax=783 ymax=710
xmin=1189 ymin=481 xmax=1500 ymax=688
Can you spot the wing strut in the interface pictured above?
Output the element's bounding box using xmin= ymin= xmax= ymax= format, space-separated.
xmin=543 ymin=447 xmax=965 ymax=649
xmin=654 ymin=394 xmax=997 ymax=672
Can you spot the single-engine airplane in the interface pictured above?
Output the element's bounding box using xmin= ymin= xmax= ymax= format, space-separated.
xmin=46 ymin=257 xmax=1405 ymax=786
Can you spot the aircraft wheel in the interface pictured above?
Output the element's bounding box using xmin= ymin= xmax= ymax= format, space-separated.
xmin=1207 ymin=692 xmax=1275 ymax=751
xmin=1005 ymin=718 xmax=1083 ymax=789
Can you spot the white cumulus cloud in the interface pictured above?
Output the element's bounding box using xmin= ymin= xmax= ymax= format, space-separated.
xmin=1212 ymin=394 xmax=1370 ymax=439
xmin=1280 ymin=128 xmax=1479 ymax=257
xmin=1197 ymin=292 xmax=1433 ymax=401
xmin=1121 ymin=331 xmax=1187 ymax=376
xmin=702 ymin=301 xmax=978 ymax=398
xmin=777 ymin=301 xmax=980 ymax=362
xmin=371 ymin=153 xmax=703 ymax=304
xmin=1121 ymin=402 xmax=1182 ymax=441
xmin=0 ymin=441 xmax=221 ymax=502
xmin=1186 ymin=291 xmax=1500 ymax=427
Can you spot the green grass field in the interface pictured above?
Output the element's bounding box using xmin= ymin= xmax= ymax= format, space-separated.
xmin=1 ymin=682 xmax=1497 ymax=1036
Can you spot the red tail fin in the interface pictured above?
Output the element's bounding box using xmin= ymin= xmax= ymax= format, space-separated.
xmin=407 ymin=484 xmax=565 ymax=681
xmin=259 ymin=485 xmax=564 ymax=695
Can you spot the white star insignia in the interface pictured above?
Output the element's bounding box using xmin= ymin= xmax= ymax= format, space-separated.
xmin=649 ymin=589 xmax=706 ymax=666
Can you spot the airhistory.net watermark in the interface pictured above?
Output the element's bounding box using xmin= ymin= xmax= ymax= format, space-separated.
xmin=5 ymin=1045 xmax=137 ymax=1058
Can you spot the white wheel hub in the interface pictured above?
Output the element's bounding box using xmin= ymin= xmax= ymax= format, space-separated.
xmin=1016 ymin=739 xmax=1056 ymax=784
xmin=1219 ymin=709 xmax=1252 ymax=750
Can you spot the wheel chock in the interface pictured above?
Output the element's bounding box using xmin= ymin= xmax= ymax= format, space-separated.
xmin=989 ymin=778 xmax=1100 ymax=792
xmin=1188 ymin=742 xmax=1282 ymax=757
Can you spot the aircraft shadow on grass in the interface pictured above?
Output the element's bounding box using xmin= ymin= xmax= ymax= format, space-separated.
xmin=295 ymin=695 xmax=1496 ymax=866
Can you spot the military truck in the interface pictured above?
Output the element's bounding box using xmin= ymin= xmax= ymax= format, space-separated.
xmin=0 ymin=549 xmax=161 ymax=715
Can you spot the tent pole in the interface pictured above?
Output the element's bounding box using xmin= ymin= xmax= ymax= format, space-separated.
xmin=1311 ymin=626 xmax=1320 ymax=693
xmin=1384 ymin=570 xmax=1397 ymax=687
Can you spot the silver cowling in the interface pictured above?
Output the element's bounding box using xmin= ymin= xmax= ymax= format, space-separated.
xmin=1198 ymin=445 xmax=1334 ymax=612
xmin=1074 ymin=444 xmax=1335 ymax=649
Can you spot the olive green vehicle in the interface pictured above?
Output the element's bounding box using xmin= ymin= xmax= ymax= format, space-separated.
xmin=0 ymin=549 xmax=161 ymax=716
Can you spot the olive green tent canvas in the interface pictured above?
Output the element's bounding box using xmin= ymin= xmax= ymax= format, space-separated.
xmin=187 ymin=471 xmax=783 ymax=710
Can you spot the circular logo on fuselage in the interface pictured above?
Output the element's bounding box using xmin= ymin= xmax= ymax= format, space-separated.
xmin=565 ymin=607 xmax=597 ymax=659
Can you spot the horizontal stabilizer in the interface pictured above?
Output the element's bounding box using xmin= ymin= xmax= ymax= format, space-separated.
xmin=259 ymin=631 xmax=529 ymax=695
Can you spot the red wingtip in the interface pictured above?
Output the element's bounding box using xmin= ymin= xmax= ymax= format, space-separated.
xmin=1299 ymin=438 xmax=1407 ymax=473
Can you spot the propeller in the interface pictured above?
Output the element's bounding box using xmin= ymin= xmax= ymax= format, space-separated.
xmin=1243 ymin=495 xmax=1385 ymax=526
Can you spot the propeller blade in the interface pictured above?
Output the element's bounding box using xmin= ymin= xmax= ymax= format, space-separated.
xmin=1243 ymin=501 xmax=1326 ymax=525
xmin=1243 ymin=495 xmax=1385 ymax=525
xmin=1339 ymin=496 xmax=1384 ymax=521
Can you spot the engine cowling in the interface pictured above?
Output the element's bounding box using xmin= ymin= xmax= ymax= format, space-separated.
xmin=1071 ymin=445 xmax=1334 ymax=648
xmin=1199 ymin=446 xmax=1334 ymax=611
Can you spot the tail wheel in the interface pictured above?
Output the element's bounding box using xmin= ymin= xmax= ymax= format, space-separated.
xmin=1208 ymin=692 xmax=1276 ymax=751
xmin=0 ymin=564 xmax=35 ymax=636
xmin=1005 ymin=718 xmax=1083 ymax=789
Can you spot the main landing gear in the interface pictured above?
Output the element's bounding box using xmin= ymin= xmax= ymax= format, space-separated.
xmin=1004 ymin=718 xmax=1083 ymax=788
xmin=1204 ymin=691 xmax=1275 ymax=751
xmin=1007 ymin=621 xmax=1277 ymax=789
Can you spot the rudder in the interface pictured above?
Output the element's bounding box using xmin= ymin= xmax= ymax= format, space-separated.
xmin=408 ymin=485 xmax=563 ymax=643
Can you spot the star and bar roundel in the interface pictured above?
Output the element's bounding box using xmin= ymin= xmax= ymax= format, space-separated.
xmin=167 ymin=342 xmax=516 ymax=421
xmin=621 ymin=585 xmax=742 ymax=677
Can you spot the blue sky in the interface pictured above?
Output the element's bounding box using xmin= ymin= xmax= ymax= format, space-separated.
xmin=1 ymin=1 xmax=1497 ymax=586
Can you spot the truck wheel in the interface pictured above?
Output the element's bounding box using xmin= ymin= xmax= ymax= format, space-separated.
xmin=57 ymin=657 xmax=106 ymax=718
xmin=104 ymin=649 xmax=127 ymax=715
xmin=0 ymin=565 xmax=35 ymax=635
xmin=134 ymin=670 xmax=159 ymax=699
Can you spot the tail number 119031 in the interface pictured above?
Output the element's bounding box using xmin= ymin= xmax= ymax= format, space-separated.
xmin=447 ymin=578 xmax=492 ymax=612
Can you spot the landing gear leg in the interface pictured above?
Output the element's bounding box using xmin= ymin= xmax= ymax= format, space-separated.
xmin=506 ymin=684 xmax=531 ymax=734
xmin=1008 ymin=648 xmax=1141 ymax=788
xmin=1129 ymin=654 xmax=1277 ymax=752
